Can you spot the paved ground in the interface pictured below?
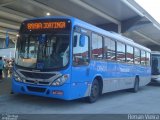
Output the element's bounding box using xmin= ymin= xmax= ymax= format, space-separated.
xmin=0 ymin=78 xmax=11 ymax=96
xmin=0 ymin=79 xmax=160 ymax=114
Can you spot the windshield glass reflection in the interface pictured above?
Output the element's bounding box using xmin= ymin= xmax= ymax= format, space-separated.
xmin=15 ymin=34 xmax=70 ymax=70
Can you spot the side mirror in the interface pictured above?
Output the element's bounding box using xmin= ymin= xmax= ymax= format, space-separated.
xmin=79 ymin=35 xmax=85 ymax=47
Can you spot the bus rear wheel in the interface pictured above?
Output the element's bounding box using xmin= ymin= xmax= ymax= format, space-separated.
xmin=86 ymin=79 xmax=100 ymax=103
xmin=132 ymin=77 xmax=139 ymax=93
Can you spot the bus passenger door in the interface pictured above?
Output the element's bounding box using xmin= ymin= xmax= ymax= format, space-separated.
xmin=72 ymin=32 xmax=90 ymax=83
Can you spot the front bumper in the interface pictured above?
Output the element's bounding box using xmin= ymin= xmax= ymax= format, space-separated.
xmin=12 ymin=78 xmax=89 ymax=100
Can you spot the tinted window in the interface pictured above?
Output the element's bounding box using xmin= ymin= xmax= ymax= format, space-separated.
xmin=141 ymin=50 xmax=146 ymax=65
xmin=104 ymin=37 xmax=116 ymax=61
xmin=126 ymin=45 xmax=133 ymax=64
xmin=134 ymin=48 xmax=140 ymax=64
xmin=117 ymin=42 xmax=125 ymax=62
xmin=152 ymin=54 xmax=160 ymax=75
xmin=73 ymin=32 xmax=89 ymax=66
xmin=92 ymin=33 xmax=103 ymax=59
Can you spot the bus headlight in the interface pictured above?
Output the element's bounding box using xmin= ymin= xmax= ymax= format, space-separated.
xmin=51 ymin=74 xmax=69 ymax=86
xmin=13 ymin=71 xmax=22 ymax=82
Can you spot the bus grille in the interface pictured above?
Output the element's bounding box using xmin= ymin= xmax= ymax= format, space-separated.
xmin=20 ymin=71 xmax=55 ymax=79
xmin=25 ymin=80 xmax=50 ymax=85
xmin=27 ymin=86 xmax=46 ymax=93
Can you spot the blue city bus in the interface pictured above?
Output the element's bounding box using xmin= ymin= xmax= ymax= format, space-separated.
xmin=12 ymin=16 xmax=151 ymax=102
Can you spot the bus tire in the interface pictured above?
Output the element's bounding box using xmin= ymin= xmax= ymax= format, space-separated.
xmin=86 ymin=79 xmax=100 ymax=103
xmin=132 ymin=77 xmax=139 ymax=93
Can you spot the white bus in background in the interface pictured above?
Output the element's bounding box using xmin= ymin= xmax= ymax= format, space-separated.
xmin=151 ymin=51 xmax=160 ymax=83
xmin=0 ymin=48 xmax=15 ymax=59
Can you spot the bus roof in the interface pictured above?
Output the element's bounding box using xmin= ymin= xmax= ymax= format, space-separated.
xmin=23 ymin=16 xmax=151 ymax=52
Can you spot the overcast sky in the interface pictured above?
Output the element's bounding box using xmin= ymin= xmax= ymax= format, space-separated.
xmin=135 ymin=0 xmax=160 ymax=23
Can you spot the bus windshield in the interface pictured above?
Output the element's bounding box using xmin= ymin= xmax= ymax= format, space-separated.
xmin=152 ymin=54 xmax=160 ymax=75
xmin=15 ymin=34 xmax=70 ymax=70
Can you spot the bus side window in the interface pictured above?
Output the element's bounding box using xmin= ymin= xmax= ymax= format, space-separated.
xmin=91 ymin=33 xmax=103 ymax=60
xmin=141 ymin=50 xmax=146 ymax=65
xmin=117 ymin=42 xmax=126 ymax=62
xmin=134 ymin=48 xmax=140 ymax=64
xmin=104 ymin=37 xmax=116 ymax=61
xmin=146 ymin=52 xmax=150 ymax=66
xmin=126 ymin=45 xmax=134 ymax=64
xmin=73 ymin=32 xmax=89 ymax=66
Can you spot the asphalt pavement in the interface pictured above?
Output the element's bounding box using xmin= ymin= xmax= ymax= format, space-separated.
xmin=0 ymin=82 xmax=160 ymax=114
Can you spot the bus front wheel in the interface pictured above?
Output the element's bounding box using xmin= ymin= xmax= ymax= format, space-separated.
xmin=86 ymin=79 xmax=100 ymax=103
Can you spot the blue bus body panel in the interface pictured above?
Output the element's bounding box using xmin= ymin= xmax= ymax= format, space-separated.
xmin=89 ymin=60 xmax=151 ymax=79
xmin=12 ymin=60 xmax=151 ymax=100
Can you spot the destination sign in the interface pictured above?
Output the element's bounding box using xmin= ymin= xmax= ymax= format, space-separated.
xmin=20 ymin=19 xmax=71 ymax=34
xmin=27 ymin=21 xmax=66 ymax=30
